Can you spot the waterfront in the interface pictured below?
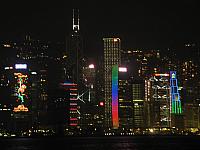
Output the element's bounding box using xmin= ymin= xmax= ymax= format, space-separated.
xmin=1 ymin=136 xmax=200 ymax=150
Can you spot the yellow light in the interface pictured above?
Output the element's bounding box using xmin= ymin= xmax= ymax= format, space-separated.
xmin=133 ymin=99 xmax=144 ymax=102
xmin=113 ymin=38 xmax=120 ymax=42
xmin=3 ymin=44 xmax=11 ymax=47
xmin=149 ymin=129 xmax=154 ymax=133
xmin=63 ymin=55 xmax=67 ymax=59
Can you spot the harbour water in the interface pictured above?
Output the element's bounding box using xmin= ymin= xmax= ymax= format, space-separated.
xmin=1 ymin=135 xmax=200 ymax=150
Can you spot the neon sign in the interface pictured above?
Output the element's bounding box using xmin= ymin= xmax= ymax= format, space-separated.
xmin=13 ymin=73 xmax=29 ymax=112
xmin=13 ymin=105 xmax=28 ymax=112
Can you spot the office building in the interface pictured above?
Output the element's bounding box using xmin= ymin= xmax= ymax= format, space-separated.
xmin=132 ymin=79 xmax=145 ymax=128
xmin=60 ymin=82 xmax=80 ymax=130
xmin=145 ymin=73 xmax=171 ymax=128
xmin=118 ymin=67 xmax=133 ymax=129
xmin=67 ymin=9 xmax=84 ymax=89
xmin=103 ymin=38 xmax=121 ymax=128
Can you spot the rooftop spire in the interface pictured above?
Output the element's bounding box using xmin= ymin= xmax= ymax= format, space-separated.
xmin=72 ymin=9 xmax=80 ymax=32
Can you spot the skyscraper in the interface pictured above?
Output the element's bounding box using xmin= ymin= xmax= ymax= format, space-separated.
xmin=132 ymin=79 xmax=145 ymax=128
xmin=67 ymin=9 xmax=84 ymax=89
xmin=146 ymin=73 xmax=171 ymax=128
xmin=103 ymin=38 xmax=121 ymax=128
xmin=118 ymin=67 xmax=133 ymax=129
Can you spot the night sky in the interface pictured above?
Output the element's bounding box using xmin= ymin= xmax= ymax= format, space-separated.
xmin=0 ymin=0 xmax=200 ymax=58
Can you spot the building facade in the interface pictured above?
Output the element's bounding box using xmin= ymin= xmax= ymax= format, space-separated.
xmin=145 ymin=73 xmax=171 ymax=128
xmin=103 ymin=38 xmax=121 ymax=128
xmin=67 ymin=9 xmax=84 ymax=89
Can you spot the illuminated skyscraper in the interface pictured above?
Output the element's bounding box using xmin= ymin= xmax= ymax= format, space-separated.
xmin=0 ymin=70 xmax=12 ymax=131
xmin=67 ymin=9 xmax=84 ymax=88
xmin=11 ymin=64 xmax=32 ymax=134
xmin=146 ymin=73 xmax=171 ymax=128
xmin=82 ymin=64 xmax=96 ymax=103
xmin=118 ymin=67 xmax=133 ymax=129
xmin=103 ymin=38 xmax=121 ymax=128
xmin=170 ymin=71 xmax=182 ymax=114
xmin=60 ymin=82 xmax=80 ymax=129
xmin=132 ymin=80 xmax=145 ymax=128
xmin=80 ymin=64 xmax=97 ymax=130
xmin=170 ymin=71 xmax=184 ymax=128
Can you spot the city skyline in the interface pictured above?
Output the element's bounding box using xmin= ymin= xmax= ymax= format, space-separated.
xmin=0 ymin=0 xmax=200 ymax=59
xmin=0 ymin=1 xmax=200 ymax=138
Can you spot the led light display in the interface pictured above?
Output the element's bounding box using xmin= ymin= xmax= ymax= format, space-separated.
xmin=13 ymin=104 xmax=28 ymax=112
xmin=13 ymin=73 xmax=29 ymax=112
xmin=170 ymin=71 xmax=182 ymax=114
xmin=112 ymin=65 xmax=119 ymax=129
xmin=15 ymin=64 xmax=27 ymax=69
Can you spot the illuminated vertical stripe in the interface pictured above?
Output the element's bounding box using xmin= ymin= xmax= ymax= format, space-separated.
xmin=170 ymin=71 xmax=182 ymax=114
xmin=112 ymin=65 xmax=119 ymax=129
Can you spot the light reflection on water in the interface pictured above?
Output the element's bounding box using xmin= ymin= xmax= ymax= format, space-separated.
xmin=1 ymin=136 xmax=200 ymax=150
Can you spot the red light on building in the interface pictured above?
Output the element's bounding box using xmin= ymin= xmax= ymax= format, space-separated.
xmin=99 ymin=102 xmax=104 ymax=106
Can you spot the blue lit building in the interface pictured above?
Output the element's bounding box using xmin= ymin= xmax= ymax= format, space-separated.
xmin=170 ymin=71 xmax=182 ymax=114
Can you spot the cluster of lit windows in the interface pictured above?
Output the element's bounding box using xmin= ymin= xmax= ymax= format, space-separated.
xmin=103 ymin=38 xmax=121 ymax=127
xmin=181 ymin=60 xmax=198 ymax=82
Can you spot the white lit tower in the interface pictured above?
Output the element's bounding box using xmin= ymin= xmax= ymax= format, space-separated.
xmin=67 ymin=9 xmax=84 ymax=91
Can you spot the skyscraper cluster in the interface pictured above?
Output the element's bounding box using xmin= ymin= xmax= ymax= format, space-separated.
xmin=0 ymin=9 xmax=200 ymax=137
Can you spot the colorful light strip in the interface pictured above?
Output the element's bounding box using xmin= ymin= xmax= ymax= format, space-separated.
xmin=170 ymin=71 xmax=182 ymax=114
xmin=15 ymin=73 xmax=28 ymax=105
xmin=112 ymin=65 xmax=119 ymax=129
xmin=155 ymin=73 xmax=169 ymax=77
xmin=13 ymin=72 xmax=29 ymax=112
xmin=61 ymin=83 xmax=78 ymax=86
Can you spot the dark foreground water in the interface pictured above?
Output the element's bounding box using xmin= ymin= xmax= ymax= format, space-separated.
xmin=1 ymin=136 xmax=200 ymax=150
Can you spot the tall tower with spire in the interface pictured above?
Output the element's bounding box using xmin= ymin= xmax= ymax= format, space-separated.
xmin=67 ymin=9 xmax=84 ymax=89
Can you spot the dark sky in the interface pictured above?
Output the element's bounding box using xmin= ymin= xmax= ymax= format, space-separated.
xmin=0 ymin=0 xmax=200 ymax=57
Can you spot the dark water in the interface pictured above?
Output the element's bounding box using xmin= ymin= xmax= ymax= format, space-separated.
xmin=1 ymin=136 xmax=200 ymax=150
